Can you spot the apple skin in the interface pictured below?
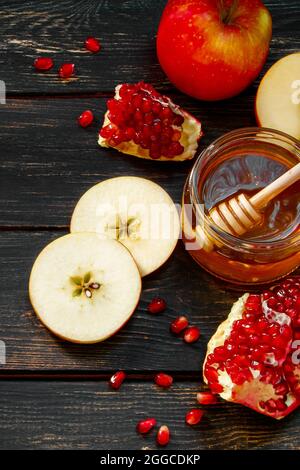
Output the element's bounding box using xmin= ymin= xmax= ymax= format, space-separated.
xmin=157 ymin=0 xmax=272 ymax=101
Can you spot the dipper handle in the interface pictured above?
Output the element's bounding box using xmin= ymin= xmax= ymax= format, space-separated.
xmin=204 ymin=162 xmax=300 ymax=249
xmin=250 ymin=162 xmax=300 ymax=210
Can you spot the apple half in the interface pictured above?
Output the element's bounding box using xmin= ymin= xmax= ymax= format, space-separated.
xmin=70 ymin=177 xmax=180 ymax=277
xmin=256 ymin=53 xmax=300 ymax=139
xmin=29 ymin=233 xmax=141 ymax=343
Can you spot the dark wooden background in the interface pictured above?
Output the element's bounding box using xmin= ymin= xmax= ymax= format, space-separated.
xmin=0 ymin=0 xmax=299 ymax=450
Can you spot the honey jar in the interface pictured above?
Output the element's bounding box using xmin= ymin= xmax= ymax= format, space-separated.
xmin=182 ymin=128 xmax=300 ymax=285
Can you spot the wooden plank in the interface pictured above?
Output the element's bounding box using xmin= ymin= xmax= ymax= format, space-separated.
xmin=0 ymin=380 xmax=299 ymax=449
xmin=0 ymin=0 xmax=299 ymax=94
xmin=0 ymin=230 xmax=240 ymax=372
xmin=0 ymin=94 xmax=256 ymax=226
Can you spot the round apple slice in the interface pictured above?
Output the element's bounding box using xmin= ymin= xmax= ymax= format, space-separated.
xmin=70 ymin=177 xmax=180 ymax=277
xmin=29 ymin=233 xmax=141 ymax=343
xmin=256 ymin=53 xmax=300 ymax=139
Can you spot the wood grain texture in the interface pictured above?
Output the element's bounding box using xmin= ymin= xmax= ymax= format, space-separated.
xmin=0 ymin=230 xmax=240 ymax=372
xmin=0 ymin=0 xmax=299 ymax=94
xmin=0 ymin=381 xmax=299 ymax=450
xmin=0 ymin=94 xmax=255 ymax=226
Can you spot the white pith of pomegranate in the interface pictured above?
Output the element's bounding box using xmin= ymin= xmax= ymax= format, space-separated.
xmin=203 ymin=276 xmax=300 ymax=420
xmin=98 ymin=82 xmax=202 ymax=161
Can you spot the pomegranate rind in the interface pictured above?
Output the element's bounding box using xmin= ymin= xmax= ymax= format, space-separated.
xmin=203 ymin=293 xmax=299 ymax=420
xmin=98 ymin=84 xmax=202 ymax=161
xmin=204 ymin=294 xmax=249 ymax=362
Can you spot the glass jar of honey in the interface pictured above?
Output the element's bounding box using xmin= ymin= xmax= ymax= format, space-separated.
xmin=182 ymin=128 xmax=300 ymax=285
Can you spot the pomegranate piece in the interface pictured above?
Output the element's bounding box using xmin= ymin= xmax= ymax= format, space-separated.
xmin=156 ymin=425 xmax=170 ymax=446
xmin=203 ymin=276 xmax=300 ymax=419
xmin=59 ymin=63 xmax=75 ymax=79
xmin=34 ymin=57 xmax=54 ymax=71
xmin=78 ymin=110 xmax=94 ymax=128
xmin=185 ymin=409 xmax=204 ymax=425
xmin=183 ymin=326 xmax=201 ymax=343
xmin=170 ymin=315 xmax=189 ymax=335
xmin=136 ymin=418 xmax=156 ymax=434
xmin=147 ymin=297 xmax=167 ymax=314
xmin=109 ymin=370 xmax=126 ymax=390
xmin=154 ymin=372 xmax=173 ymax=388
xmin=196 ymin=391 xmax=218 ymax=405
xmin=99 ymin=82 xmax=202 ymax=161
xmin=85 ymin=36 xmax=101 ymax=53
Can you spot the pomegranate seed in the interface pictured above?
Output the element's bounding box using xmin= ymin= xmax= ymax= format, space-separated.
xmin=172 ymin=130 xmax=181 ymax=142
xmin=142 ymin=100 xmax=152 ymax=113
xmin=147 ymin=297 xmax=167 ymax=314
xmin=109 ymin=371 xmax=126 ymax=390
xmin=156 ymin=425 xmax=170 ymax=446
xmin=210 ymin=382 xmax=223 ymax=393
xmin=167 ymin=142 xmax=184 ymax=157
xmin=185 ymin=409 xmax=204 ymax=425
xmin=160 ymin=107 xmax=173 ymax=120
xmin=173 ymin=114 xmax=184 ymax=126
xmin=125 ymin=127 xmax=135 ymax=140
xmin=154 ymin=372 xmax=173 ymax=388
xmin=34 ymin=57 xmax=54 ymax=71
xmin=59 ymin=63 xmax=75 ymax=79
xmin=170 ymin=316 xmax=189 ymax=335
xmin=136 ymin=418 xmax=156 ymax=434
xmin=77 ymin=110 xmax=94 ymax=128
xmin=99 ymin=123 xmax=115 ymax=139
xmin=205 ymin=367 xmax=219 ymax=383
xmin=196 ymin=392 xmax=218 ymax=405
xmin=84 ymin=36 xmax=101 ymax=53
xmin=183 ymin=326 xmax=201 ymax=343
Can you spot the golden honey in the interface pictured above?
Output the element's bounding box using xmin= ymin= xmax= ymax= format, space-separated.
xmin=182 ymin=128 xmax=300 ymax=285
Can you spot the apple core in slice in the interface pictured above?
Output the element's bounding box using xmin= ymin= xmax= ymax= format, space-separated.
xmin=255 ymin=53 xmax=300 ymax=139
xmin=29 ymin=233 xmax=141 ymax=343
xmin=70 ymin=177 xmax=180 ymax=277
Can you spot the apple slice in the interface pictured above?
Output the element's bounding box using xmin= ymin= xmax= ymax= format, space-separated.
xmin=29 ymin=233 xmax=141 ymax=343
xmin=256 ymin=53 xmax=300 ymax=139
xmin=70 ymin=177 xmax=180 ymax=277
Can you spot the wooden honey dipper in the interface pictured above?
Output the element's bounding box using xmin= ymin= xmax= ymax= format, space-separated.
xmin=197 ymin=162 xmax=300 ymax=252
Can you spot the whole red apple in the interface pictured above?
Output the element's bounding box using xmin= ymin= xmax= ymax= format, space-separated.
xmin=157 ymin=0 xmax=272 ymax=101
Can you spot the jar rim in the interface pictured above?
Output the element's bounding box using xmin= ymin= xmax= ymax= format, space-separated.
xmin=190 ymin=127 xmax=300 ymax=253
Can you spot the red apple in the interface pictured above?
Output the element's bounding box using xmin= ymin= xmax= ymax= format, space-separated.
xmin=157 ymin=0 xmax=272 ymax=101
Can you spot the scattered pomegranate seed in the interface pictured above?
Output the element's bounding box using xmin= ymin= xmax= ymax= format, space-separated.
xmin=136 ymin=418 xmax=156 ymax=434
xmin=154 ymin=372 xmax=173 ymax=388
xmin=109 ymin=370 xmax=126 ymax=390
xmin=170 ymin=316 xmax=189 ymax=335
xmin=147 ymin=297 xmax=167 ymax=314
xmin=78 ymin=110 xmax=94 ymax=128
xmin=196 ymin=391 xmax=218 ymax=405
xmin=84 ymin=36 xmax=101 ymax=53
xmin=156 ymin=425 xmax=170 ymax=446
xmin=34 ymin=57 xmax=54 ymax=71
xmin=183 ymin=326 xmax=201 ymax=343
xmin=185 ymin=409 xmax=204 ymax=425
xmin=59 ymin=63 xmax=75 ymax=79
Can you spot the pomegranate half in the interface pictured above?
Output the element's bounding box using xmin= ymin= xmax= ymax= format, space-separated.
xmin=98 ymin=82 xmax=202 ymax=161
xmin=203 ymin=277 xmax=300 ymax=419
